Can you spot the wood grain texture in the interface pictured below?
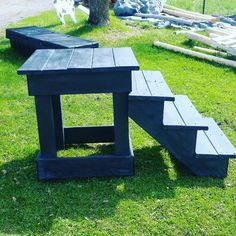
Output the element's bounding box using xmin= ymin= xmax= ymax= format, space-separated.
xmin=163 ymin=95 xmax=208 ymax=130
xmin=37 ymin=154 xmax=134 ymax=180
xmin=129 ymin=71 xmax=175 ymax=101
xmin=27 ymin=72 xmax=132 ymax=95
xmin=34 ymin=96 xmax=57 ymax=157
xmin=18 ymin=48 xmax=139 ymax=75
xmin=200 ymin=118 xmax=236 ymax=156
xmin=7 ymin=26 xmax=99 ymax=57
xmin=68 ymin=49 xmax=93 ymax=71
xmin=113 ymin=47 xmax=139 ymax=70
xmin=18 ymin=49 xmax=54 ymax=74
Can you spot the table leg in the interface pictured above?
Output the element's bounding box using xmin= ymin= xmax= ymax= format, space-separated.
xmin=35 ymin=96 xmax=57 ymax=158
xmin=52 ymin=95 xmax=64 ymax=150
xmin=113 ymin=93 xmax=130 ymax=155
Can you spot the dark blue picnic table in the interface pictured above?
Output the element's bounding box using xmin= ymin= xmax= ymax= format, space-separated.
xmin=18 ymin=47 xmax=139 ymax=180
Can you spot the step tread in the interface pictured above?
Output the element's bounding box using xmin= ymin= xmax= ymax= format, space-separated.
xmin=129 ymin=70 xmax=175 ymax=101
xmin=196 ymin=118 xmax=236 ymax=157
xmin=163 ymin=95 xmax=209 ymax=130
xmin=196 ymin=130 xmax=218 ymax=156
xmin=163 ymin=100 xmax=186 ymax=127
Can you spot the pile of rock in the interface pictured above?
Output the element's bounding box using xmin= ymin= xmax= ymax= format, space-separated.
xmin=114 ymin=0 xmax=166 ymax=16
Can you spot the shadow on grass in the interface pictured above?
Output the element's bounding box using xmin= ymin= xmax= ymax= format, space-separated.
xmin=66 ymin=24 xmax=97 ymax=37
xmin=0 ymin=39 xmax=10 ymax=47
xmin=0 ymin=145 xmax=225 ymax=235
xmin=0 ymin=46 xmax=26 ymax=66
xmin=43 ymin=23 xmax=61 ymax=29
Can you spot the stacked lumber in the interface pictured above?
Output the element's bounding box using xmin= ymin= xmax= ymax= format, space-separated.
xmin=184 ymin=27 xmax=236 ymax=56
xmin=133 ymin=4 xmax=219 ymax=29
xmin=135 ymin=13 xmax=195 ymax=26
xmin=153 ymin=24 xmax=236 ymax=68
xmin=163 ymin=4 xmax=219 ymax=23
xmin=153 ymin=41 xmax=236 ymax=69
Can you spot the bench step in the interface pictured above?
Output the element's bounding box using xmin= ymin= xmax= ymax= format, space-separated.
xmin=196 ymin=118 xmax=236 ymax=158
xmin=163 ymin=95 xmax=209 ymax=130
xmin=6 ymin=26 xmax=99 ymax=55
xmin=129 ymin=70 xmax=175 ymax=101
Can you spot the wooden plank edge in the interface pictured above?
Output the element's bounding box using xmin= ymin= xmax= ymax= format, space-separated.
xmin=153 ymin=41 xmax=236 ymax=69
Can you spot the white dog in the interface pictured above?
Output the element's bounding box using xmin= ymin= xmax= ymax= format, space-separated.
xmin=53 ymin=0 xmax=77 ymax=25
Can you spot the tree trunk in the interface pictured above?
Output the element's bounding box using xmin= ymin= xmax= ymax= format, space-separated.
xmin=88 ymin=0 xmax=110 ymax=26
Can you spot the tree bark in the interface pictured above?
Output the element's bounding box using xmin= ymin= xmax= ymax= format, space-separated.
xmin=88 ymin=0 xmax=110 ymax=26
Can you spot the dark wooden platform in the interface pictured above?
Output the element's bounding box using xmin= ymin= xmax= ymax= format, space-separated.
xmin=18 ymin=47 xmax=139 ymax=180
xmin=129 ymin=70 xmax=236 ymax=178
xmin=6 ymin=26 xmax=99 ymax=56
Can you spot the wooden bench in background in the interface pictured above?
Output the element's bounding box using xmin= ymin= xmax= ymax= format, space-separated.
xmin=6 ymin=26 xmax=99 ymax=56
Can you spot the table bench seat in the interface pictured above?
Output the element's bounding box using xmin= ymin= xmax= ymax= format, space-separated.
xmin=6 ymin=26 xmax=99 ymax=56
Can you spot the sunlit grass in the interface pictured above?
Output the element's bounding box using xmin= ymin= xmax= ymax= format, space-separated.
xmin=0 ymin=8 xmax=235 ymax=236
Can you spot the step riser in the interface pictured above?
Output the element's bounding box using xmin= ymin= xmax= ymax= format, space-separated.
xmin=130 ymin=111 xmax=229 ymax=178
xmin=129 ymin=100 xmax=164 ymax=125
xmin=165 ymin=130 xmax=197 ymax=158
xmin=129 ymin=100 xmax=198 ymax=156
xmin=176 ymin=155 xmax=229 ymax=178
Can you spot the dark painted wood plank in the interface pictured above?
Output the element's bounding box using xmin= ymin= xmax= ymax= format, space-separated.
xmin=143 ymin=70 xmax=174 ymax=98
xmin=34 ymin=96 xmax=57 ymax=157
xmin=92 ymin=48 xmax=115 ymax=72
xmin=173 ymin=95 xmax=208 ymax=130
xmin=131 ymin=70 xmax=138 ymax=94
xmin=163 ymin=101 xmax=185 ymax=127
xmin=68 ymin=48 xmax=93 ymax=71
xmin=129 ymin=71 xmax=151 ymax=96
xmin=129 ymin=71 xmax=174 ymax=101
xmin=7 ymin=26 xmax=98 ymax=57
xmin=17 ymin=26 xmax=52 ymax=35
xmin=44 ymin=49 xmax=73 ymax=71
xmin=27 ymin=71 xmax=131 ymax=95
xmin=64 ymin=126 xmax=114 ymax=144
xmin=61 ymin=39 xmax=97 ymax=48
xmin=203 ymin=118 xmax=236 ymax=156
xmin=33 ymin=34 xmax=67 ymax=43
xmin=52 ymin=95 xmax=64 ymax=150
xmin=113 ymin=93 xmax=130 ymax=155
xmin=7 ymin=26 xmax=52 ymax=37
xmin=195 ymin=130 xmax=218 ymax=156
xmin=37 ymin=154 xmax=134 ymax=180
xmin=113 ymin=47 xmax=139 ymax=70
xmin=17 ymin=49 xmax=54 ymax=75
xmin=36 ymin=34 xmax=98 ymax=48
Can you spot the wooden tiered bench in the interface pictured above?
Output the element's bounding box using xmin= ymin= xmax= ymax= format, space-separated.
xmin=18 ymin=47 xmax=139 ymax=180
xmin=15 ymin=28 xmax=235 ymax=178
xmin=129 ymin=70 xmax=236 ymax=178
xmin=6 ymin=26 xmax=99 ymax=55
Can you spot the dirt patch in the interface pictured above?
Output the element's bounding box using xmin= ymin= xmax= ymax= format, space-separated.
xmin=0 ymin=0 xmax=53 ymax=32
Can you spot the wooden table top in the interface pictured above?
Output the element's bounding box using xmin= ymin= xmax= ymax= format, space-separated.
xmin=18 ymin=47 xmax=139 ymax=75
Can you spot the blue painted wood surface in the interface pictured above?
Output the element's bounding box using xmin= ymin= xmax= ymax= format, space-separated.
xmin=18 ymin=48 xmax=139 ymax=75
xmin=18 ymin=47 xmax=139 ymax=180
xmin=6 ymin=26 xmax=99 ymax=56
xmin=129 ymin=70 xmax=236 ymax=178
xmin=163 ymin=95 xmax=209 ymax=130
xmin=129 ymin=70 xmax=175 ymax=101
xmin=37 ymin=152 xmax=134 ymax=180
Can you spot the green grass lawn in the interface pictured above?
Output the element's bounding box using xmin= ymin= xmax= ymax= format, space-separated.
xmin=0 ymin=9 xmax=236 ymax=235
xmin=169 ymin=0 xmax=236 ymax=15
